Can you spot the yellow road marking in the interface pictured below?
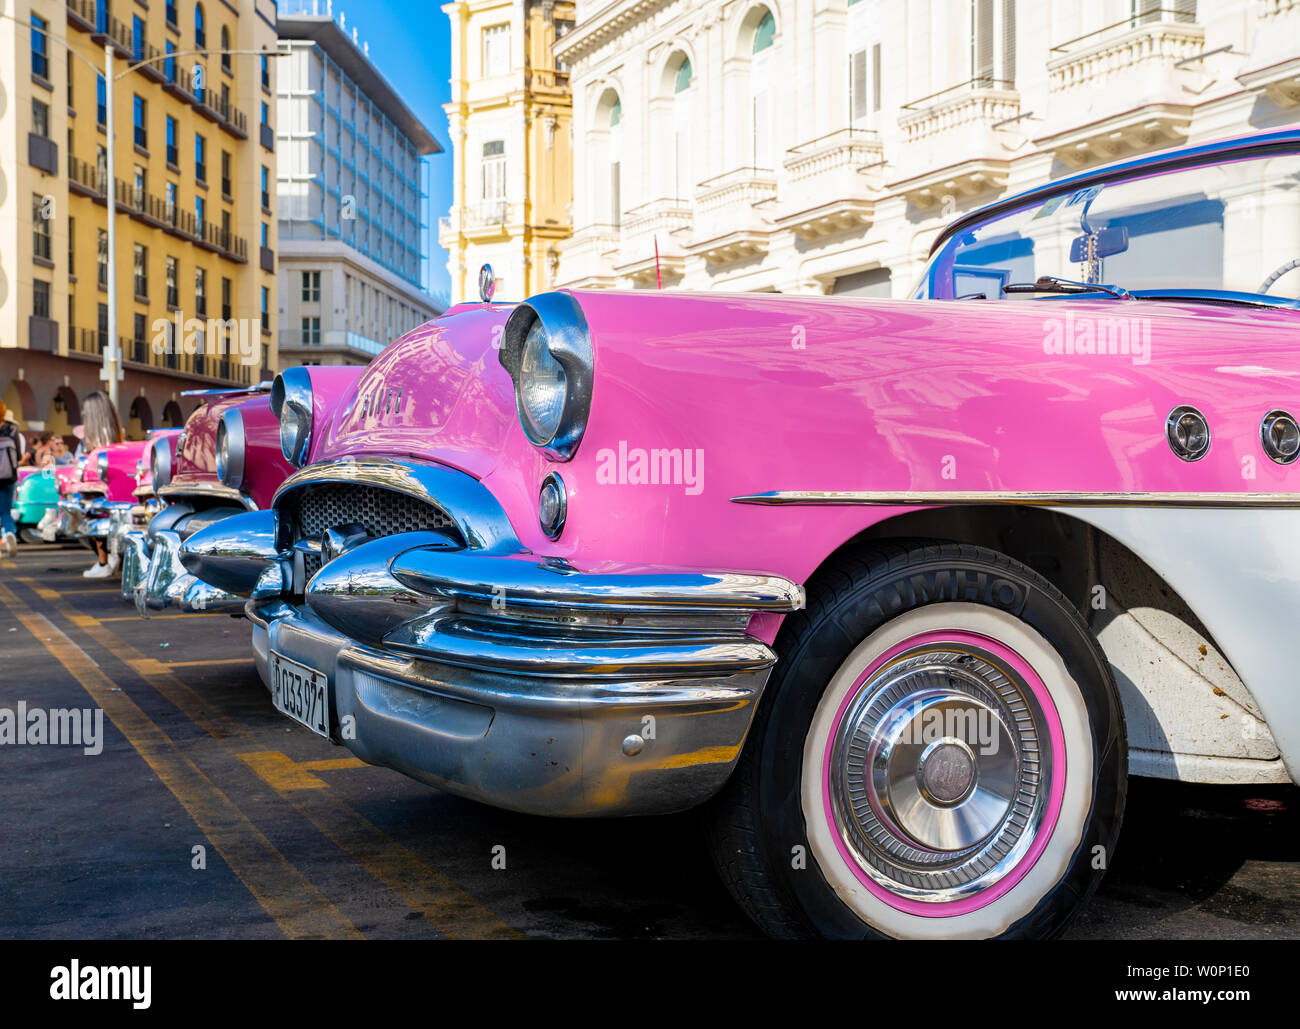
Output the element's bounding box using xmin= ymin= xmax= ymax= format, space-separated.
xmin=239 ymin=751 xmax=366 ymax=791
xmin=130 ymin=657 xmax=253 ymax=674
xmin=0 ymin=581 xmax=362 ymax=940
xmin=17 ymin=577 xmax=522 ymax=940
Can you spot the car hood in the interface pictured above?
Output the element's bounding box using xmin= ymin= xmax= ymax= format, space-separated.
xmin=316 ymin=303 xmax=516 ymax=479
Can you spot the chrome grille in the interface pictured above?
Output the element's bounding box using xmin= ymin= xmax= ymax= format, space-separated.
xmin=288 ymin=484 xmax=462 ymax=581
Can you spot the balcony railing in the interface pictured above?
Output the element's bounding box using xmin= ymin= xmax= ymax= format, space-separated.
xmin=69 ymin=327 xmax=107 ymax=356
xmin=278 ymin=328 xmax=387 ymax=357
xmin=106 ymin=176 xmax=248 ymax=261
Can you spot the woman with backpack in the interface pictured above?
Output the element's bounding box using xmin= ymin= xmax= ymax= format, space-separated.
xmin=79 ymin=391 xmax=126 ymax=578
xmin=0 ymin=404 xmax=26 ymax=558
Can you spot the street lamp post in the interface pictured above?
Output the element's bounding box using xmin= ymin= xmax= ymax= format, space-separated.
xmin=104 ymin=43 xmax=119 ymax=408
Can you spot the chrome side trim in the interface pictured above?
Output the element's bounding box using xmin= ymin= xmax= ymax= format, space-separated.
xmin=390 ymin=549 xmax=803 ymax=613
xmin=384 ymin=614 xmax=778 ymax=677
xmin=272 ymin=458 xmax=522 ymax=554
xmin=158 ymin=481 xmax=257 ymax=509
xmin=731 ymin=490 xmax=1300 ymax=508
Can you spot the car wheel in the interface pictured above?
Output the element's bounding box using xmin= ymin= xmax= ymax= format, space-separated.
xmin=706 ymin=539 xmax=1126 ymax=939
xmin=18 ymin=527 xmax=46 ymax=546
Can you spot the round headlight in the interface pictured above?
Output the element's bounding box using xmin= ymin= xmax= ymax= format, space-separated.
xmin=271 ymin=367 xmax=314 ymax=467
xmin=518 ymin=320 xmax=568 ymax=444
xmin=96 ymin=451 xmax=109 ymax=482
xmin=150 ymin=435 xmax=172 ymax=489
xmin=498 ymin=293 xmax=594 ymax=462
xmin=216 ymin=409 xmax=247 ymax=489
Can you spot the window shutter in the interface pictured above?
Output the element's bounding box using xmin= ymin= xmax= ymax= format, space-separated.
xmin=872 ymin=43 xmax=882 ymax=112
xmin=851 ymin=49 xmax=867 ymax=121
xmin=1001 ymin=0 xmax=1015 ymax=87
xmin=973 ymin=0 xmax=994 ymax=85
xmin=610 ymin=161 xmax=621 ymax=227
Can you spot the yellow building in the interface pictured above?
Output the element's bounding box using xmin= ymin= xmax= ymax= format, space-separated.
xmin=0 ymin=0 xmax=278 ymax=438
xmin=439 ymin=0 xmax=573 ymax=305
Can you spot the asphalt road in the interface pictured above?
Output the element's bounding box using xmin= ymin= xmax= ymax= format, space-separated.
xmin=1 ymin=544 xmax=1296 ymax=940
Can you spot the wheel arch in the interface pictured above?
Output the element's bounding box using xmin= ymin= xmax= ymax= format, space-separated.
xmin=791 ymin=504 xmax=1289 ymax=785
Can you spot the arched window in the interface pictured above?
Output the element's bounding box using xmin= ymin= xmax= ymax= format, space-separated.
xmin=749 ymin=8 xmax=775 ymax=169
xmin=670 ymin=54 xmax=693 ymax=201
xmin=220 ymin=27 xmax=231 ymax=71
xmin=593 ymin=89 xmax=623 ymax=227
xmin=195 ymin=4 xmax=206 ymax=49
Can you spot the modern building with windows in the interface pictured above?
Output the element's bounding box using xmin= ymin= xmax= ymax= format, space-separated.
xmin=439 ymin=0 xmax=575 ymax=304
xmin=275 ymin=3 xmax=443 ymax=366
xmin=557 ymin=0 xmax=1300 ymax=298
xmin=0 ymin=0 xmax=279 ymax=439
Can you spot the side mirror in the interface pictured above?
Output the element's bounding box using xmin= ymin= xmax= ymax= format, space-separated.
xmin=1070 ymin=226 xmax=1129 ymax=263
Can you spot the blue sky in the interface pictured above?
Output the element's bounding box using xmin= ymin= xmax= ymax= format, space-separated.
xmin=321 ymin=0 xmax=453 ymax=305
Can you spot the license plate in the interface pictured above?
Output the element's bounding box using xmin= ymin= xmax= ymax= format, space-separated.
xmin=270 ymin=651 xmax=330 ymax=738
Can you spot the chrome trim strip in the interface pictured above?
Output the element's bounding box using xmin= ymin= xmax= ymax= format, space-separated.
xmin=384 ymin=614 xmax=777 ymax=677
xmin=272 ymin=457 xmax=523 ymax=554
xmin=731 ymin=490 xmax=1300 ymax=508
xmin=390 ymin=548 xmax=803 ymax=613
xmin=158 ymin=481 xmax=257 ymax=509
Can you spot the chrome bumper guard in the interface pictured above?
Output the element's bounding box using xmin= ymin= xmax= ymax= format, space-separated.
xmin=186 ymin=458 xmax=802 ymax=817
xmin=121 ymin=528 xmax=246 ymax=616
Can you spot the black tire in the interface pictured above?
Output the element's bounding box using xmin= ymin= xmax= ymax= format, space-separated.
xmin=705 ymin=539 xmax=1126 ymax=939
xmin=18 ymin=527 xmax=46 ymax=546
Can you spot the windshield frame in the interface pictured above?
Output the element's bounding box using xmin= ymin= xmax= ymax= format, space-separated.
xmin=918 ymin=129 xmax=1300 ymax=306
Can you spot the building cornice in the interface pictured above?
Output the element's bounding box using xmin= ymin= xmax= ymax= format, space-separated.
xmin=554 ymin=0 xmax=672 ymax=65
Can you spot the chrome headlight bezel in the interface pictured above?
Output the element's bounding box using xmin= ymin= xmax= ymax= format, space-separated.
xmin=271 ymin=367 xmax=314 ymax=467
xmin=150 ymin=435 xmax=172 ymax=489
xmin=216 ymin=408 xmax=247 ymax=489
xmin=499 ymin=292 xmax=594 ymax=462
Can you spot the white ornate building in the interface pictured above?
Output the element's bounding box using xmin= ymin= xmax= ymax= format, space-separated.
xmin=556 ymin=0 xmax=1300 ymax=297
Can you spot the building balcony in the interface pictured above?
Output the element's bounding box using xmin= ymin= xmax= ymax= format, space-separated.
xmin=689 ymin=168 xmax=777 ymax=265
xmin=616 ymin=198 xmax=692 ymax=286
xmin=1034 ymin=14 xmax=1203 ymax=167
xmin=89 ymin=11 xmax=133 ymax=61
xmin=461 ymin=201 xmax=519 ymax=242
xmin=278 ymin=328 xmax=387 ymax=361
xmin=557 ymin=223 xmax=621 ymax=289
xmin=890 ymin=80 xmax=1019 ymax=207
xmin=1237 ymin=1 xmax=1300 ymax=107
xmin=29 ymin=316 xmax=59 ymax=354
xmin=28 ymin=133 xmax=59 ymax=175
xmin=68 ymin=154 xmax=106 ymax=198
xmin=65 ymin=0 xmax=95 ymax=34
xmin=777 ymin=128 xmax=883 ymax=239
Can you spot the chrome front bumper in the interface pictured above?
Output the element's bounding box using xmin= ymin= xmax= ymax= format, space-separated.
xmin=247 ymin=583 xmax=783 ymax=817
xmin=122 ymin=514 xmax=246 ymax=616
xmin=185 ymin=458 xmax=802 ymax=817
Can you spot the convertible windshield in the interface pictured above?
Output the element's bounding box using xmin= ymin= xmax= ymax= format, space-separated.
xmin=916 ymin=152 xmax=1300 ymax=304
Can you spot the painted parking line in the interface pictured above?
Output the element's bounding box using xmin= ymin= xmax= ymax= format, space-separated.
xmin=14 ymin=577 xmax=522 ymax=941
xmin=0 ymin=580 xmax=363 ymax=941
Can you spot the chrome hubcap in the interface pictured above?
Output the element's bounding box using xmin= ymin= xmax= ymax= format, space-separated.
xmin=829 ymin=644 xmax=1053 ymax=903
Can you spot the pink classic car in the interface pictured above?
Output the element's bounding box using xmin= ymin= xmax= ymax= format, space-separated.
xmin=121 ymin=382 xmax=325 ymax=615
xmin=181 ymin=129 xmax=1300 ymax=939
xmin=56 ymin=435 xmax=172 ymax=553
